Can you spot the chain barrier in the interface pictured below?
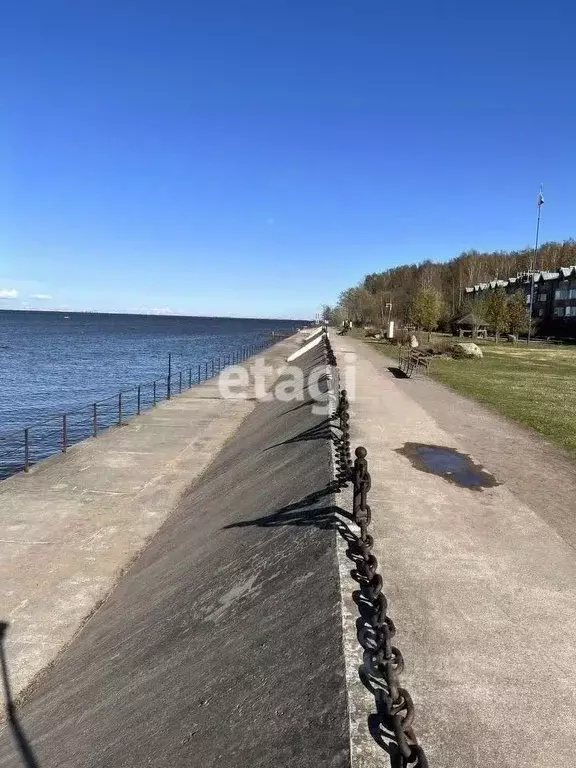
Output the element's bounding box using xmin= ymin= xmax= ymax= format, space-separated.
xmin=323 ymin=327 xmax=338 ymax=367
xmin=347 ymin=444 xmax=428 ymax=766
xmin=324 ymin=330 xmax=429 ymax=767
xmin=333 ymin=389 xmax=352 ymax=489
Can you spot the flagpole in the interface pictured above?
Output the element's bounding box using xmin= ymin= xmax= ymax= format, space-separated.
xmin=527 ymin=186 xmax=543 ymax=344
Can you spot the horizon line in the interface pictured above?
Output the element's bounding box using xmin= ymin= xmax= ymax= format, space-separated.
xmin=0 ymin=307 xmax=310 ymax=322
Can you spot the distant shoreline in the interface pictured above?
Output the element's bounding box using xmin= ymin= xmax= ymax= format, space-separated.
xmin=0 ymin=307 xmax=308 ymax=323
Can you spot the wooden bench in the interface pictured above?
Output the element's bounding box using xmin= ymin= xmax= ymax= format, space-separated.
xmin=398 ymin=348 xmax=432 ymax=378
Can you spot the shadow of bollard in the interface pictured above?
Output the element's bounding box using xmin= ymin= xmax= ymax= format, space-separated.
xmin=0 ymin=622 xmax=40 ymax=768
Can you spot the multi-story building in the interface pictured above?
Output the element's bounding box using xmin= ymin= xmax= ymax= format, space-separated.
xmin=464 ymin=266 xmax=576 ymax=336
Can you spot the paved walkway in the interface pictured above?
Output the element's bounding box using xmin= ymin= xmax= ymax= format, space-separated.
xmin=0 ymin=334 xmax=303 ymax=703
xmin=333 ymin=333 xmax=576 ymax=768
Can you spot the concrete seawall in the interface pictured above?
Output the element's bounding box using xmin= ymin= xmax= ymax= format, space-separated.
xmin=0 ymin=334 xmax=350 ymax=767
xmin=0 ymin=333 xmax=307 ymax=703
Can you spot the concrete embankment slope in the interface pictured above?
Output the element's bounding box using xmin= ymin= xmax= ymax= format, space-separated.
xmin=0 ymin=343 xmax=349 ymax=767
xmin=0 ymin=334 xmax=301 ymax=702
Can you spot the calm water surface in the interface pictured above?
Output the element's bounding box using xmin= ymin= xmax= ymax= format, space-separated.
xmin=0 ymin=311 xmax=302 ymax=474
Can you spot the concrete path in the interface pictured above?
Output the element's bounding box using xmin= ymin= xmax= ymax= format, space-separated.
xmin=333 ymin=333 xmax=576 ymax=767
xmin=0 ymin=334 xmax=303 ymax=703
xmin=0 ymin=343 xmax=349 ymax=768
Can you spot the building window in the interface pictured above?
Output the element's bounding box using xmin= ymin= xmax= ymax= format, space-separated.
xmin=555 ymin=289 xmax=569 ymax=300
xmin=554 ymin=307 xmax=565 ymax=317
xmin=569 ymin=288 xmax=576 ymax=299
xmin=566 ymin=306 xmax=576 ymax=317
xmin=538 ymin=308 xmax=545 ymax=317
xmin=538 ymin=293 xmax=547 ymax=302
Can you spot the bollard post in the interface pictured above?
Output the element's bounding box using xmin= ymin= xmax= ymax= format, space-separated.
xmin=352 ymin=447 xmax=371 ymax=535
xmin=93 ymin=403 xmax=98 ymax=436
xmin=153 ymin=380 xmax=157 ymax=406
xmin=62 ymin=414 xmax=67 ymax=453
xmin=211 ymin=359 xmax=214 ymax=377
xmin=179 ymin=370 xmax=182 ymax=393
xmin=24 ymin=428 xmax=29 ymax=472
xmin=205 ymin=361 xmax=208 ymax=379
xmin=189 ymin=367 xmax=192 ymax=388
xmin=137 ymin=386 xmax=141 ymax=416
xmin=198 ymin=364 xmax=201 ymax=383
xmin=118 ymin=392 xmax=122 ymax=426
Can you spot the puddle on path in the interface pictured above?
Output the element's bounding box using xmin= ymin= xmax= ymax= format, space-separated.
xmin=396 ymin=443 xmax=500 ymax=491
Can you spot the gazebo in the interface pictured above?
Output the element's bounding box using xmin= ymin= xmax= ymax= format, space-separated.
xmin=455 ymin=313 xmax=488 ymax=339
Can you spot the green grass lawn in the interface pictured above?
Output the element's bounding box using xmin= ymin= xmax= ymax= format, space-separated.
xmin=428 ymin=344 xmax=576 ymax=454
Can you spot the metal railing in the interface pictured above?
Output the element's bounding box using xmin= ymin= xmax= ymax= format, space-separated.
xmin=0 ymin=340 xmax=270 ymax=480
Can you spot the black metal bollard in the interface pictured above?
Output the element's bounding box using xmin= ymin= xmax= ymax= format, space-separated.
xmin=352 ymin=446 xmax=371 ymax=534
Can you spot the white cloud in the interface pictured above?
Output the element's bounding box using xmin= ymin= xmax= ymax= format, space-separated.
xmin=149 ymin=307 xmax=174 ymax=315
xmin=0 ymin=288 xmax=18 ymax=299
xmin=29 ymin=293 xmax=53 ymax=300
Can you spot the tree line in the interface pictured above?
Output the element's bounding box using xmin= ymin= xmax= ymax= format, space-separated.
xmin=323 ymin=239 xmax=576 ymax=333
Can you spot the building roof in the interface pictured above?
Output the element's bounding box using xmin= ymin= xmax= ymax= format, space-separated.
xmin=465 ymin=266 xmax=576 ymax=293
xmin=457 ymin=312 xmax=487 ymax=327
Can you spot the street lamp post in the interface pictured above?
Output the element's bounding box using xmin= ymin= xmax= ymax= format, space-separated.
xmin=527 ymin=186 xmax=544 ymax=344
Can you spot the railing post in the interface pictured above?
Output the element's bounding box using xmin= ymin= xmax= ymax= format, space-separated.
xmin=93 ymin=403 xmax=98 ymax=437
xmin=153 ymin=380 xmax=157 ymax=406
xmin=24 ymin=428 xmax=29 ymax=472
xmin=179 ymin=370 xmax=182 ymax=393
xmin=62 ymin=414 xmax=67 ymax=453
xmin=211 ymin=359 xmax=215 ymax=377
xmin=188 ymin=367 xmax=192 ymax=388
xmin=205 ymin=361 xmax=208 ymax=379
xmin=137 ymin=386 xmax=141 ymax=415
xmin=198 ymin=364 xmax=201 ymax=383
xmin=167 ymin=353 xmax=172 ymax=400
xmin=118 ymin=392 xmax=122 ymax=426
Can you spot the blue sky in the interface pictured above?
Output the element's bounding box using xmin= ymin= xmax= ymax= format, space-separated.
xmin=1 ymin=0 xmax=574 ymax=318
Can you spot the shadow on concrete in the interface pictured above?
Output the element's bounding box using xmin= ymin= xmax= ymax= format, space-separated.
xmin=0 ymin=623 xmax=40 ymax=768
xmin=280 ymin=397 xmax=328 ymax=416
xmin=224 ymin=486 xmax=352 ymax=531
xmin=334 ymin=520 xmax=407 ymax=768
xmin=387 ymin=366 xmax=409 ymax=379
xmin=264 ymin=418 xmax=334 ymax=450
